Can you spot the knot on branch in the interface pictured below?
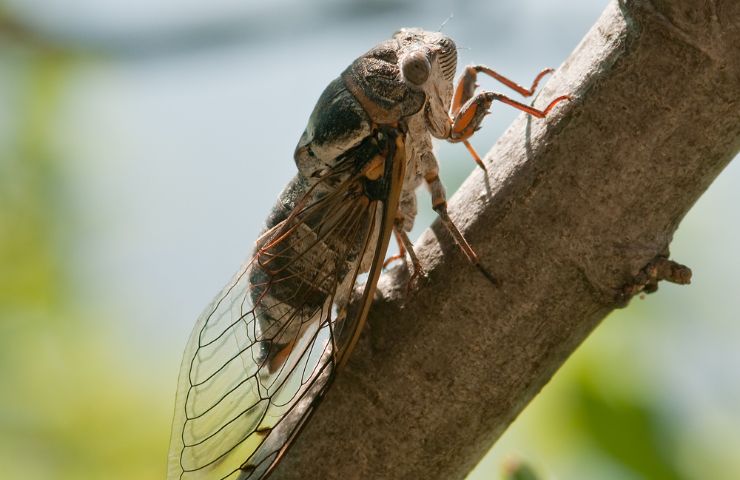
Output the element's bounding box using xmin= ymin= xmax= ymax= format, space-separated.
xmin=616 ymin=255 xmax=692 ymax=307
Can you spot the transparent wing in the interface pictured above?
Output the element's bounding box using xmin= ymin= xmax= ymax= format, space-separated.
xmin=167 ymin=128 xmax=406 ymax=480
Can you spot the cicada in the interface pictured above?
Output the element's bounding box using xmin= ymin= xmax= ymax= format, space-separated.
xmin=167 ymin=28 xmax=568 ymax=480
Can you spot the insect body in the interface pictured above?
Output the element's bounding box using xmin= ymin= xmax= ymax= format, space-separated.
xmin=167 ymin=28 xmax=568 ymax=480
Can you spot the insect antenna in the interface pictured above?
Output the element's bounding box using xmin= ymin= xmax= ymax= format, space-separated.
xmin=438 ymin=12 xmax=454 ymax=31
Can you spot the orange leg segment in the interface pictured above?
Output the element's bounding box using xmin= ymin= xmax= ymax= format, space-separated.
xmin=476 ymin=66 xmax=554 ymax=97
xmin=451 ymin=65 xmax=555 ymax=116
xmin=450 ymin=92 xmax=571 ymax=143
xmin=383 ymin=220 xmax=426 ymax=290
xmin=383 ymin=229 xmax=407 ymax=269
xmin=493 ymin=93 xmax=572 ymax=118
xmin=463 ymin=140 xmax=485 ymax=170
xmin=449 ymin=64 xmax=570 ymax=170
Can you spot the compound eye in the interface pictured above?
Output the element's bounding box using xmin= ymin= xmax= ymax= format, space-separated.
xmin=401 ymin=50 xmax=431 ymax=87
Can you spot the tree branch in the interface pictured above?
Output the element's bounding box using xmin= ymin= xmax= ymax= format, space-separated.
xmin=271 ymin=1 xmax=740 ymax=478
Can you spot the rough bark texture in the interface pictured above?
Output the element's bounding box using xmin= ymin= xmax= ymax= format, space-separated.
xmin=272 ymin=1 xmax=740 ymax=479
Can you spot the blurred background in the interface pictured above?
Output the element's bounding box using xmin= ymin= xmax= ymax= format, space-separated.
xmin=1 ymin=0 xmax=738 ymax=479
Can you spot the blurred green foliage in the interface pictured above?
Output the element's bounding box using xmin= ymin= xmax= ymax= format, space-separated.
xmin=0 ymin=47 xmax=170 ymax=478
xmin=471 ymin=293 xmax=740 ymax=480
xmin=0 ymin=53 xmax=65 ymax=308
xmin=572 ymin=369 xmax=684 ymax=480
xmin=501 ymin=458 xmax=542 ymax=480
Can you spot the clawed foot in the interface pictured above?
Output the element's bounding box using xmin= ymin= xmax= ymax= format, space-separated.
xmin=383 ymin=252 xmax=427 ymax=295
xmin=404 ymin=264 xmax=427 ymax=295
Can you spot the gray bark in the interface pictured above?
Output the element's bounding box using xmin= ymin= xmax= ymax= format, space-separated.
xmin=272 ymin=1 xmax=740 ymax=479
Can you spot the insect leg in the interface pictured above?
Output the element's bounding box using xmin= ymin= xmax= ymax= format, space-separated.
xmin=449 ymin=91 xmax=570 ymax=144
xmin=392 ymin=218 xmax=425 ymax=287
xmin=384 ymin=184 xmax=418 ymax=269
xmin=434 ymin=202 xmax=498 ymax=285
xmin=422 ymin=154 xmax=497 ymax=285
xmin=451 ymin=65 xmax=555 ymax=116
xmin=449 ymin=66 xmax=569 ymax=169
xmin=383 ymin=228 xmax=407 ymax=268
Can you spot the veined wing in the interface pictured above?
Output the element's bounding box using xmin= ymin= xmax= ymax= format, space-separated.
xmin=167 ymin=127 xmax=406 ymax=480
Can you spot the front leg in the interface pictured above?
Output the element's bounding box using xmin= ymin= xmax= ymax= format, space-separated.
xmin=450 ymin=65 xmax=556 ymax=116
xmin=450 ymin=91 xmax=570 ymax=144
xmin=449 ymin=64 xmax=570 ymax=169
